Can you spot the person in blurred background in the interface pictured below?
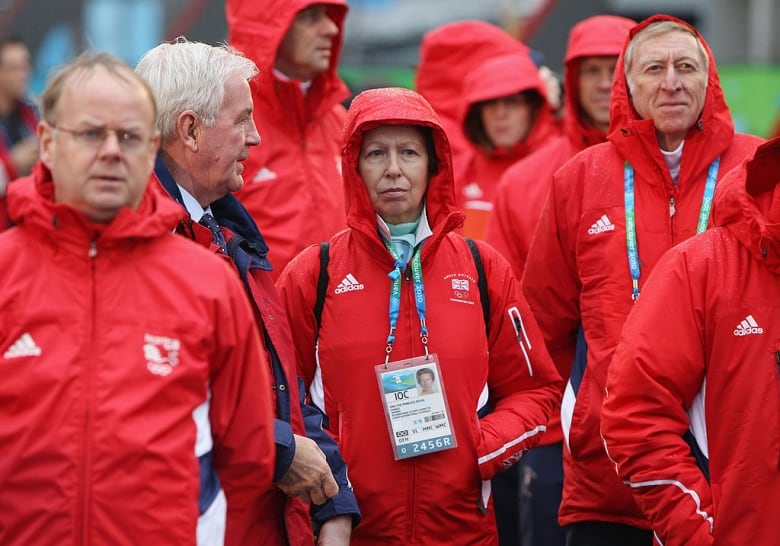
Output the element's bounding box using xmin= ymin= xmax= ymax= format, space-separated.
xmin=226 ymin=0 xmax=350 ymax=278
xmin=455 ymin=52 xmax=560 ymax=241
xmin=0 ymin=37 xmax=38 ymax=229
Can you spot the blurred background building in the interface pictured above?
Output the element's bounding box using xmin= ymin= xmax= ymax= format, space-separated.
xmin=3 ymin=0 xmax=779 ymax=136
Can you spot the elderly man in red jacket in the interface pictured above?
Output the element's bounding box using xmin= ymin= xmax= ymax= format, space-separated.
xmin=522 ymin=14 xmax=762 ymax=545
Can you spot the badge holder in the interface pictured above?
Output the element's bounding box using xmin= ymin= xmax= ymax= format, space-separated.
xmin=375 ymin=354 xmax=458 ymax=460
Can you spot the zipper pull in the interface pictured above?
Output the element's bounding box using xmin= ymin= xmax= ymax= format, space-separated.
xmin=669 ymin=197 xmax=676 ymax=218
xmin=88 ymin=241 xmax=97 ymax=258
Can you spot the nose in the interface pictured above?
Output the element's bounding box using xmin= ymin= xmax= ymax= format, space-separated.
xmin=660 ymin=65 xmax=681 ymax=91
xmin=320 ymin=13 xmax=338 ymax=37
xmin=246 ymin=117 xmax=261 ymax=147
xmin=385 ymin=152 xmax=402 ymax=177
xmin=599 ymin=68 xmax=614 ymax=89
xmin=98 ymin=130 xmax=122 ymax=157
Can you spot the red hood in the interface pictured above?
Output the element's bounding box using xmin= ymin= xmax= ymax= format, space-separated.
xmin=712 ymin=137 xmax=780 ymax=274
xmin=226 ymin=0 xmax=349 ymax=118
xmin=8 ymin=161 xmax=186 ymax=245
xmin=340 ymin=88 xmax=464 ymax=243
xmin=562 ymin=15 xmax=636 ymax=150
xmin=415 ymin=20 xmax=529 ymax=127
xmin=607 ymin=14 xmax=734 ymax=176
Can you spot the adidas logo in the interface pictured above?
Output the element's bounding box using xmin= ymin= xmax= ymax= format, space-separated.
xmin=252 ymin=166 xmax=277 ymax=183
xmin=4 ymin=332 xmax=42 ymax=359
xmin=733 ymin=314 xmax=763 ymax=336
xmin=588 ymin=214 xmax=616 ymax=235
xmin=335 ymin=274 xmax=365 ymax=294
xmin=463 ymin=182 xmax=484 ymax=200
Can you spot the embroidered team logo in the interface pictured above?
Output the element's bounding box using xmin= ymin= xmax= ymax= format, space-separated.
xmin=445 ymin=273 xmax=477 ymax=305
xmin=451 ymin=278 xmax=470 ymax=300
xmin=144 ymin=333 xmax=181 ymax=376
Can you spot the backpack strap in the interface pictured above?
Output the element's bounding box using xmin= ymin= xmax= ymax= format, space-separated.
xmin=465 ymin=238 xmax=490 ymax=338
xmin=314 ymin=242 xmax=330 ymax=335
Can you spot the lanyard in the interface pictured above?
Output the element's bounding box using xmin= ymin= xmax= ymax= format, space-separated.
xmin=624 ymin=156 xmax=720 ymax=301
xmin=383 ymin=239 xmax=428 ymax=365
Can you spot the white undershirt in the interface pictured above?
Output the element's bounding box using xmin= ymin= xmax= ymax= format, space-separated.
xmin=661 ymin=141 xmax=684 ymax=185
xmin=177 ymin=184 xmax=212 ymax=221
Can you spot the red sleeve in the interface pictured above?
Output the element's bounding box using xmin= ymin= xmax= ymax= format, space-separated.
xmin=485 ymin=170 xmax=526 ymax=279
xmin=206 ymin=264 xmax=276 ymax=542
xmin=601 ymin=245 xmax=714 ymax=546
xmin=521 ymin=164 xmax=582 ymax=381
xmin=473 ymin=241 xmax=564 ymax=479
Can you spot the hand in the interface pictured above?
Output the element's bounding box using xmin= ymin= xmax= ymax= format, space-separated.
xmin=276 ymin=434 xmax=339 ymax=504
xmin=316 ymin=515 xmax=352 ymax=546
xmin=10 ymin=137 xmax=39 ymax=176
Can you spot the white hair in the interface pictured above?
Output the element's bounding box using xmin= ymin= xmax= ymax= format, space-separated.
xmin=135 ymin=38 xmax=259 ymax=143
xmin=624 ymin=21 xmax=709 ymax=93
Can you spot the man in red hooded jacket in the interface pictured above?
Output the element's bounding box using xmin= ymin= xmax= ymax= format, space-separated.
xmin=601 ymin=137 xmax=780 ymax=546
xmin=485 ymin=16 xmax=635 ymax=545
xmin=226 ymin=0 xmax=350 ymax=278
xmin=522 ymin=15 xmax=763 ymax=545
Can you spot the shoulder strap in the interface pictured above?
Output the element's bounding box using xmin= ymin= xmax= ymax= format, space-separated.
xmin=465 ymin=238 xmax=490 ymax=338
xmin=314 ymin=242 xmax=330 ymax=335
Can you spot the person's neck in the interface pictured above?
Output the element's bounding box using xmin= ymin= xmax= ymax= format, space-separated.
xmin=159 ymin=148 xmax=211 ymax=209
xmin=656 ymin=131 xmax=686 ymax=152
xmin=0 ymin=93 xmax=15 ymax=116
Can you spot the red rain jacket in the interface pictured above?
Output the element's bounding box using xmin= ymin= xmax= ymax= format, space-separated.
xmin=487 ymin=15 xmax=636 ymax=280
xmin=522 ymin=15 xmax=763 ymax=529
xmin=602 ymin=137 xmax=780 ymax=545
xmin=0 ymin=164 xmax=275 ymax=545
xmin=415 ymin=20 xmax=529 ymax=183
xmin=226 ymin=0 xmax=350 ymax=279
xmin=277 ymin=88 xmax=562 ymax=545
xmin=455 ymin=53 xmax=560 ymax=241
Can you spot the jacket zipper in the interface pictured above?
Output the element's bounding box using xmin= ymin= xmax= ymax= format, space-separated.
xmin=669 ymin=195 xmax=677 ymax=243
xmin=78 ymin=240 xmax=98 ymax=544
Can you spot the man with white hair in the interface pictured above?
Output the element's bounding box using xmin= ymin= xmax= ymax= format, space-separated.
xmin=135 ymin=39 xmax=359 ymax=546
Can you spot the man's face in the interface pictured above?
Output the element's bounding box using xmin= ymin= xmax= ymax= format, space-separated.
xmin=275 ymin=4 xmax=339 ymax=80
xmin=627 ymin=30 xmax=708 ymax=150
xmin=0 ymin=43 xmax=31 ymax=101
xmin=39 ymin=65 xmax=160 ymax=223
xmin=578 ymin=56 xmax=618 ymax=133
xmin=192 ymin=72 xmax=260 ymax=204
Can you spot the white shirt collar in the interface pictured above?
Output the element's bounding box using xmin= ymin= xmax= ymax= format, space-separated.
xmin=177 ymin=184 xmax=211 ymax=221
xmin=661 ymin=140 xmax=684 ymax=184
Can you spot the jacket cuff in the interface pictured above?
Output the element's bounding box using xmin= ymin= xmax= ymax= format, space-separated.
xmin=310 ymin=484 xmax=361 ymax=527
xmin=273 ymin=418 xmax=295 ymax=483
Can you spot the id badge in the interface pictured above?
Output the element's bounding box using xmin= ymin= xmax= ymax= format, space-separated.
xmin=375 ymin=354 xmax=457 ymax=460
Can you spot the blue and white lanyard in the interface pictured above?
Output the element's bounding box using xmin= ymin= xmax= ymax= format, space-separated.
xmin=383 ymin=239 xmax=428 ymax=365
xmin=624 ymin=156 xmax=720 ymax=301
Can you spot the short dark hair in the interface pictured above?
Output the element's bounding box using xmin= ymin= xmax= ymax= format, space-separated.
xmin=416 ymin=367 xmax=435 ymax=385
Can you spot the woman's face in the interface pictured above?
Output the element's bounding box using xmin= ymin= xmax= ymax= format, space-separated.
xmin=480 ymin=92 xmax=535 ymax=149
xmin=358 ymin=125 xmax=430 ymax=224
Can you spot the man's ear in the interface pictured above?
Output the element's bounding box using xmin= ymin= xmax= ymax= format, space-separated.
xmin=37 ymin=121 xmax=54 ymax=169
xmin=176 ymin=110 xmax=200 ymax=152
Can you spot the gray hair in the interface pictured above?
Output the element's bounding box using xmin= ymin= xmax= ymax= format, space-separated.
xmin=624 ymin=21 xmax=709 ymax=92
xmin=135 ymin=38 xmax=259 ymax=143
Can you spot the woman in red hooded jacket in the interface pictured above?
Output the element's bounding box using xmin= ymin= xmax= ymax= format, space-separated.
xmin=277 ymin=87 xmax=562 ymax=545
xmin=455 ymin=52 xmax=561 ymax=240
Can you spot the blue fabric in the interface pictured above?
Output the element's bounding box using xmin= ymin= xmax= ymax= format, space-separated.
xmin=569 ymin=326 xmax=588 ymax=395
xmin=199 ymin=212 xmax=228 ymax=253
xmin=198 ymin=451 xmax=221 ymax=515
